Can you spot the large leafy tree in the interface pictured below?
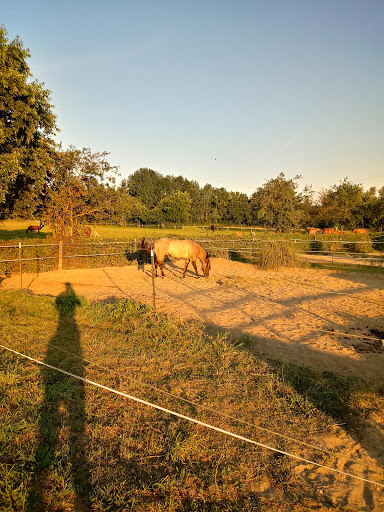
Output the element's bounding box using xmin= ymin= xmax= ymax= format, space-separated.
xmin=227 ymin=191 xmax=251 ymax=225
xmin=125 ymin=168 xmax=164 ymax=208
xmin=318 ymin=179 xmax=364 ymax=229
xmin=251 ymin=173 xmax=301 ymax=231
xmin=0 ymin=26 xmax=58 ymax=217
xmin=107 ymin=187 xmax=147 ymax=225
xmin=43 ymin=147 xmax=117 ymax=239
xmin=157 ymin=190 xmax=192 ymax=224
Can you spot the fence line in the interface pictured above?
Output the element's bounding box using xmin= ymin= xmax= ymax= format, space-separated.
xmin=1 ymin=239 xmax=383 ymax=285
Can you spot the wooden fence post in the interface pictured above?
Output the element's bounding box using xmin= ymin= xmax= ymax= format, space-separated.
xmin=19 ymin=240 xmax=22 ymax=290
xmin=58 ymin=241 xmax=63 ymax=270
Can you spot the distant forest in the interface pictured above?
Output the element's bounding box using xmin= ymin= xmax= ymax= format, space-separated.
xmin=1 ymin=26 xmax=384 ymax=236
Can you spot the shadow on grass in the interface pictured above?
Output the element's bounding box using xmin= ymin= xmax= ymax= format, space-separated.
xmin=0 ymin=228 xmax=50 ymax=241
xmin=27 ymin=283 xmax=92 ymax=511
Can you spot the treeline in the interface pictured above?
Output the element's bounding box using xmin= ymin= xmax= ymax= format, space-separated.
xmin=1 ymin=26 xmax=384 ymax=238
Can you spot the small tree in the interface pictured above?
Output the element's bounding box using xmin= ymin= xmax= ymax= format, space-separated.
xmin=43 ymin=147 xmax=117 ymax=239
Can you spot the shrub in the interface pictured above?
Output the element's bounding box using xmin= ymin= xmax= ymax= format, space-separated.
xmin=260 ymin=241 xmax=297 ymax=270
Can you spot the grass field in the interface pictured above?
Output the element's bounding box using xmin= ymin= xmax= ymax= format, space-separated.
xmin=1 ymin=288 xmax=384 ymax=511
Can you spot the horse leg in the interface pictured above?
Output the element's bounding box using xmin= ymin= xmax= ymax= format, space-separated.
xmin=157 ymin=258 xmax=165 ymax=277
xmin=191 ymin=259 xmax=199 ymax=277
xmin=183 ymin=259 xmax=190 ymax=278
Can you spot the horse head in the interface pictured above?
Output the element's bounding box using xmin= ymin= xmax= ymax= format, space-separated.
xmin=140 ymin=237 xmax=151 ymax=254
xmin=203 ymin=255 xmax=211 ymax=277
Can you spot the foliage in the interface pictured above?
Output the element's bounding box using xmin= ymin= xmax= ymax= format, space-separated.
xmin=251 ymin=173 xmax=302 ymax=231
xmin=43 ymin=147 xmax=118 ymax=239
xmin=157 ymin=190 xmax=192 ymax=224
xmin=0 ymin=26 xmax=58 ymax=217
xmin=124 ymin=167 xmax=165 ymax=209
xmin=104 ymin=187 xmax=147 ymax=225
xmin=318 ymin=179 xmax=364 ymax=229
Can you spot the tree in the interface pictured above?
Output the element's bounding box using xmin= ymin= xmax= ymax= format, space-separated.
xmin=0 ymin=26 xmax=58 ymax=217
xmin=43 ymin=147 xmax=117 ymax=239
xmin=227 ymin=192 xmax=251 ymax=225
xmin=126 ymin=168 xmax=164 ymax=208
xmin=109 ymin=188 xmax=147 ymax=225
xmin=157 ymin=190 xmax=192 ymax=224
xmin=251 ymin=173 xmax=301 ymax=231
xmin=318 ymin=179 xmax=364 ymax=229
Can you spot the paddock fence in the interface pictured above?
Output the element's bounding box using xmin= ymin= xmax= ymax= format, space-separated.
xmin=1 ymin=236 xmax=384 ymax=287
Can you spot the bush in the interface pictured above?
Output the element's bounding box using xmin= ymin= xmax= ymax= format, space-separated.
xmin=260 ymin=241 xmax=297 ymax=270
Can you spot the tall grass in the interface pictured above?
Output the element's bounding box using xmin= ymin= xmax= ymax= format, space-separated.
xmin=260 ymin=241 xmax=298 ymax=270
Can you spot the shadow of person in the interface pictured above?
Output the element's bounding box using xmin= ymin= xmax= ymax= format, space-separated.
xmin=27 ymin=283 xmax=91 ymax=511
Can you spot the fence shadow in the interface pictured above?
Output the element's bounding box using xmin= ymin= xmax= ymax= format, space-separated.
xmin=27 ymin=283 xmax=91 ymax=510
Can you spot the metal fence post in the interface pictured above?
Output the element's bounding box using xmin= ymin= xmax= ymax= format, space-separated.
xmin=151 ymin=248 xmax=156 ymax=311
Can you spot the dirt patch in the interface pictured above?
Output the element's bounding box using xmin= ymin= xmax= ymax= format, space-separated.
xmin=2 ymin=258 xmax=384 ymax=383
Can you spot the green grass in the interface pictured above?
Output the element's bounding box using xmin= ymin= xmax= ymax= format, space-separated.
xmin=1 ymin=289 xmax=383 ymax=511
xmin=308 ymin=261 xmax=384 ymax=274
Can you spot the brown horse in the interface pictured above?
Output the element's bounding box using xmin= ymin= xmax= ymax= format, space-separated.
xmin=26 ymin=222 xmax=45 ymax=234
xmin=141 ymin=238 xmax=210 ymax=278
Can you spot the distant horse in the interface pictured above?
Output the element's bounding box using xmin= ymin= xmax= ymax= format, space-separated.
xmin=141 ymin=238 xmax=210 ymax=278
xmin=26 ymin=222 xmax=45 ymax=234
xmin=306 ymin=227 xmax=321 ymax=235
xmin=352 ymin=228 xmax=369 ymax=234
xmin=210 ymin=224 xmax=217 ymax=232
xmin=84 ymin=227 xmax=92 ymax=238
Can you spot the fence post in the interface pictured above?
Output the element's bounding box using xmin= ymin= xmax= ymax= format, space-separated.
xmin=58 ymin=241 xmax=63 ymax=270
xmin=19 ymin=240 xmax=22 ymax=290
xmin=151 ymin=248 xmax=156 ymax=311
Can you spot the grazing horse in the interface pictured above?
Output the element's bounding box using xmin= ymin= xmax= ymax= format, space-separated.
xmin=306 ymin=227 xmax=321 ymax=235
xmin=210 ymin=224 xmax=217 ymax=232
xmin=141 ymin=238 xmax=210 ymax=278
xmin=84 ymin=227 xmax=92 ymax=238
xmin=26 ymin=222 xmax=45 ymax=234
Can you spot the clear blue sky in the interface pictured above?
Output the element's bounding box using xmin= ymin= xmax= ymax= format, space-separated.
xmin=2 ymin=0 xmax=383 ymax=196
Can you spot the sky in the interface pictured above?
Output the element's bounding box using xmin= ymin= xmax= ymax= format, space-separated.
xmin=2 ymin=0 xmax=383 ymax=197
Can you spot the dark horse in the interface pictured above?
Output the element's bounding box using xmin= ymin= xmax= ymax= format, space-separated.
xmin=26 ymin=221 xmax=45 ymax=233
xmin=141 ymin=238 xmax=210 ymax=278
